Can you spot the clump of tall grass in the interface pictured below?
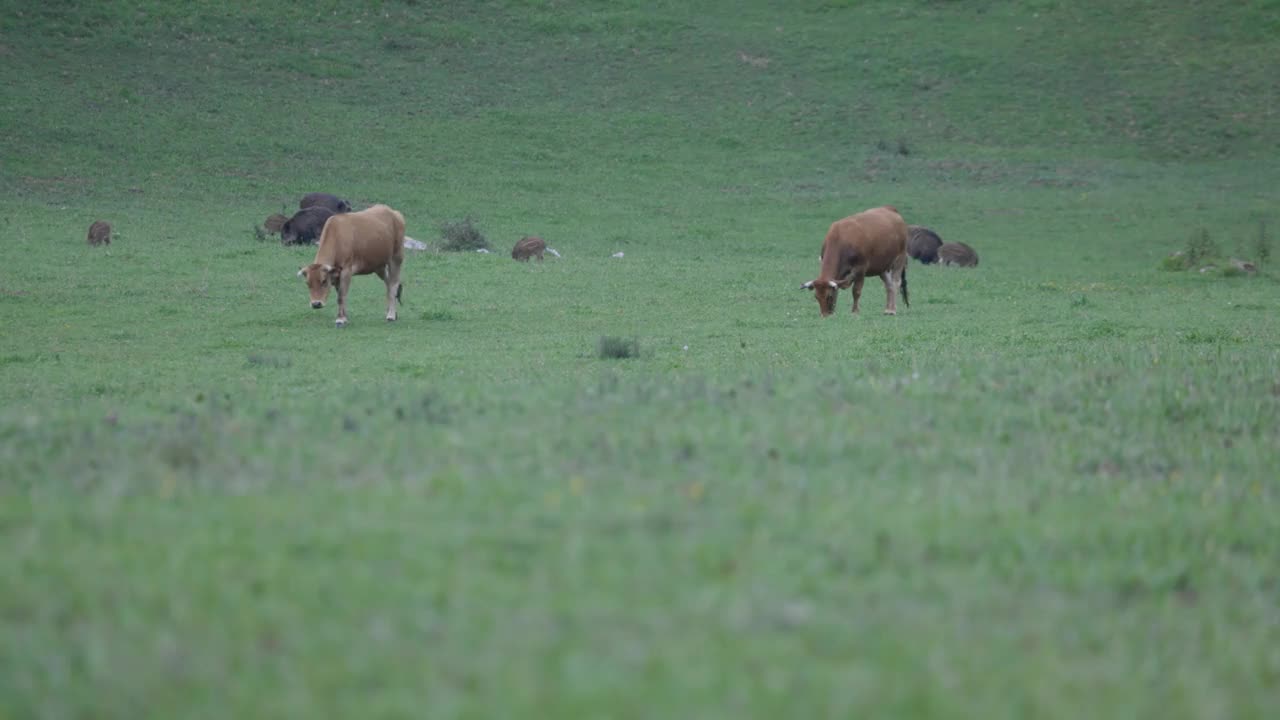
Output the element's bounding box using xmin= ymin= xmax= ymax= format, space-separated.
xmin=438 ymin=217 xmax=490 ymax=252
xmin=1161 ymin=227 xmax=1219 ymax=271
xmin=598 ymin=336 xmax=640 ymax=360
xmin=1161 ymin=225 xmax=1266 ymax=276
xmin=1254 ymin=219 xmax=1271 ymax=268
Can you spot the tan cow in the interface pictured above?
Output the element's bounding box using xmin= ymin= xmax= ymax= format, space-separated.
xmin=802 ymin=206 xmax=909 ymax=317
xmin=297 ymin=204 xmax=406 ymax=327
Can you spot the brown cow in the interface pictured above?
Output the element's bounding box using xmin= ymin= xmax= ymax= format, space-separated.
xmin=938 ymin=242 xmax=979 ymax=267
xmin=87 ymin=220 xmax=111 ymax=247
xmin=802 ymin=206 xmax=909 ymax=317
xmin=297 ymin=204 xmax=406 ymax=327
xmin=907 ymin=225 xmax=943 ymax=264
xmin=511 ymin=236 xmax=547 ymax=262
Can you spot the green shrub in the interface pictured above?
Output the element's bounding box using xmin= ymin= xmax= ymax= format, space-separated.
xmin=598 ymin=336 xmax=640 ymax=360
xmin=1255 ymin=219 xmax=1271 ymax=268
xmin=438 ymin=217 xmax=489 ymax=252
xmin=1185 ymin=227 xmax=1219 ymax=265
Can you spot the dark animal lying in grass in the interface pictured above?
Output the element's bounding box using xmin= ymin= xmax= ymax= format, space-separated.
xmin=86 ymin=220 xmax=111 ymax=247
xmin=297 ymin=204 xmax=406 ymax=328
xmin=263 ymin=213 xmax=288 ymax=234
xmin=802 ymin=205 xmax=909 ymax=317
xmin=938 ymin=242 xmax=980 ymax=267
xmin=300 ymin=193 xmax=352 ymax=214
xmin=511 ymin=236 xmax=547 ymax=262
xmin=281 ymin=207 xmax=336 ymax=246
xmin=907 ymin=225 xmax=943 ymax=264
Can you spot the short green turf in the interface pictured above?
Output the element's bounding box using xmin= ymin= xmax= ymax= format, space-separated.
xmin=2 ymin=2 xmax=1278 ymax=718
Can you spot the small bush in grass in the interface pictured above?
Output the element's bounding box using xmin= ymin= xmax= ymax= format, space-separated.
xmin=1159 ymin=252 xmax=1190 ymax=271
xmin=1185 ymin=227 xmax=1219 ymax=265
xmin=598 ymin=336 xmax=640 ymax=360
xmin=1255 ymin=219 xmax=1271 ymax=268
xmin=438 ymin=217 xmax=490 ymax=252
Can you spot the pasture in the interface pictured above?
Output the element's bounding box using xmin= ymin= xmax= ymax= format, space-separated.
xmin=2 ymin=1 xmax=1279 ymax=717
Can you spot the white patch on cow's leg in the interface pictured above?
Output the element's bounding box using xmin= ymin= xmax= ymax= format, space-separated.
xmin=385 ymin=259 xmax=402 ymax=322
xmin=881 ymin=271 xmax=897 ymax=315
xmin=335 ymin=317 xmax=347 ymax=328
xmin=336 ymin=272 xmax=353 ymax=328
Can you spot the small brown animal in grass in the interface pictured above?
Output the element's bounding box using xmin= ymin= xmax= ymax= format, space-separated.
xmin=938 ymin=242 xmax=979 ymax=267
xmin=87 ymin=220 xmax=112 ymax=247
xmin=511 ymin=236 xmax=547 ymax=262
xmin=803 ymin=206 xmax=909 ymax=317
xmin=263 ymin=213 xmax=288 ymax=234
xmin=907 ymin=225 xmax=943 ymax=264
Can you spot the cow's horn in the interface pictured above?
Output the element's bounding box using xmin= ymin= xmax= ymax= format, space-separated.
xmin=828 ymin=280 xmax=838 ymax=289
xmin=801 ymin=281 xmax=814 ymax=290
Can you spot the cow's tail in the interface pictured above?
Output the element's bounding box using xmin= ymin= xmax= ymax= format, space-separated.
xmin=900 ymin=263 xmax=909 ymax=308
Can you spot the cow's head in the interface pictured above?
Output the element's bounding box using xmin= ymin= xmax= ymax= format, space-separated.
xmin=801 ymin=279 xmax=839 ymax=316
xmin=298 ymin=263 xmax=340 ymax=308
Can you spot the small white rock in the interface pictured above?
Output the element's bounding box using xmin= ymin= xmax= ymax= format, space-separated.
xmin=476 ymin=248 xmax=491 ymax=254
xmin=546 ymin=248 xmax=561 ymax=258
xmin=612 ymin=251 xmax=625 ymax=258
xmin=403 ymin=236 xmax=427 ymax=250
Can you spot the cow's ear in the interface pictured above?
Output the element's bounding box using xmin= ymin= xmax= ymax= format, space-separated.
xmin=800 ymin=281 xmax=814 ymax=290
xmin=297 ymin=266 xmax=306 ymax=278
xmin=827 ymin=280 xmax=838 ymax=289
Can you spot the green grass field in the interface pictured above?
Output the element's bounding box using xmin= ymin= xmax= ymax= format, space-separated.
xmin=3 ymin=1 xmax=1279 ymax=717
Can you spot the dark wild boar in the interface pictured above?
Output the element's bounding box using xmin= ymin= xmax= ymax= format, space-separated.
xmin=281 ymin=206 xmax=336 ymax=246
xmin=300 ymin=193 xmax=352 ymax=214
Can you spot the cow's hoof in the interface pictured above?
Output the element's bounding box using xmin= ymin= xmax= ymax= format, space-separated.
xmin=386 ymin=314 xmax=397 ymax=322
xmin=883 ymin=309 xmax=897 ymax=316
xmin=335 ymin=319 xmax=347 ymax=328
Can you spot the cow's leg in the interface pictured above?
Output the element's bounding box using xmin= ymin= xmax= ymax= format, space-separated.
xmin=851 ymin=275 xmax=865 ymax=314
xmin=385 ymin=257 xmax=403 ymax=322
xmin=335 ymin=271 xmax=353 ymax=327
xmin=881 ymin=270 xmax=898 ymax=315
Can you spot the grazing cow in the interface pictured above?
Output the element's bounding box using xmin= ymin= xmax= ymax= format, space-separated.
xmin=86 ymin=220 xmax=111 ymax=247
xmin=938 ymin=242 xmax=979 ymax=267
xmin=281 ymin=206 xmax=336 ymax=246
xmin=263 ymin=213 xmax=288 ymax=234
xmin=300 ymin=192 xmax=352 ymax=214
xmin=511 ymin=236 xmax=547 ymax=262
xmin=802 ymin=206 xmax=909 ymax=317
xmin=907 ymin=225 xmax=943 ymax=264
xmin=297 ymin=204 xmax=406 ymax=327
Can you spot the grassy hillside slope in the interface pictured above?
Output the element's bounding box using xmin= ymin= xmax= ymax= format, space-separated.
xmin=1 ymin=1 xmax=1278 ymax=718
